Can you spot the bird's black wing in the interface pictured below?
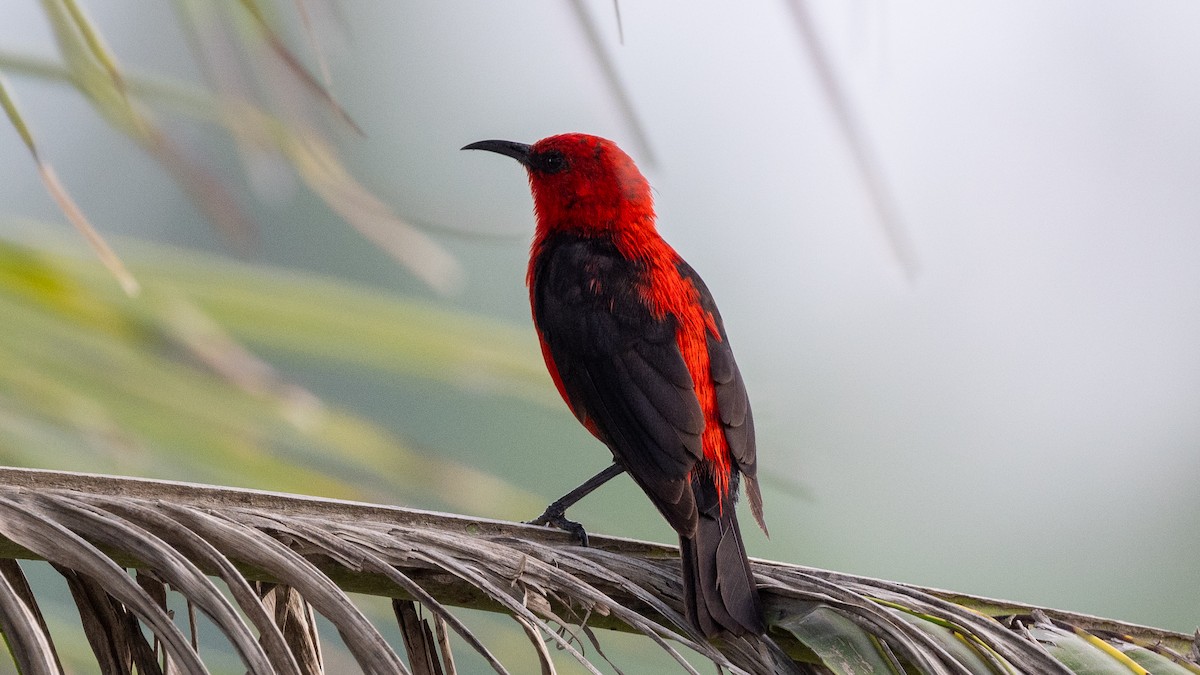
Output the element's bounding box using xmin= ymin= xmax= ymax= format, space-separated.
xmin=531 ymin=235 xmax=705 ymax=536
xmin=677 ymin=260 xmax=766 ymax=535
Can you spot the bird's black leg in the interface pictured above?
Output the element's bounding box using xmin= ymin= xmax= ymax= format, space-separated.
xmin=527 ymin=463 xmax=625 ymax=546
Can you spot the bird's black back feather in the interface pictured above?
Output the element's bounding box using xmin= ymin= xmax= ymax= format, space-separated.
xmin=531 ymin=233 xmax=764 ymax=635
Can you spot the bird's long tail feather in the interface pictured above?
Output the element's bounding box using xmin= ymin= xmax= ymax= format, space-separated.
xmin=679 ymin=505 xmax=763 ymax=636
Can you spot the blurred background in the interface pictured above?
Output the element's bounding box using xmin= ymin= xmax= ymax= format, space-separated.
xmin=0 ymin=1 xmax=1197 ymax=671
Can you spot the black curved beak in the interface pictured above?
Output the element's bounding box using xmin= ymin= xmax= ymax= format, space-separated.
xmin=461 ymin=139 xmax=532 ymax=166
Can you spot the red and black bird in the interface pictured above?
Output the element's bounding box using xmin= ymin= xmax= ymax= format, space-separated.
xmin=464 ymin=133 xmax=766 ymax=637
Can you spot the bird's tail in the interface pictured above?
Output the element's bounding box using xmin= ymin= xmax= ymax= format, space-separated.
xmin=679 ymin=504 xmax=764 ymax=637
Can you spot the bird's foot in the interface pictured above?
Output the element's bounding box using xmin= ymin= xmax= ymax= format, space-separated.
xmin=526 ymin=505 xmax=590 ymax=547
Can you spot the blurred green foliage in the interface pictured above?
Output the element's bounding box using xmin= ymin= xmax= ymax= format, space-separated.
xmin=0 ymin=232 xmax=549 ymax=513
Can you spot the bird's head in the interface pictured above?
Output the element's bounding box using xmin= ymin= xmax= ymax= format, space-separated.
xmin=463 ymin=133 xmax=654 ymax=235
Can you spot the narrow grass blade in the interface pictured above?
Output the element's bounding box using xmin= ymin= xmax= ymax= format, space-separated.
xmin=0 ymin=73 xmax=139 ymax=295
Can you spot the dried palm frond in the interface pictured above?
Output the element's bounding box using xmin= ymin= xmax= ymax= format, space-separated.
xmin=0 ymin=467 xmax=1193 ymax=674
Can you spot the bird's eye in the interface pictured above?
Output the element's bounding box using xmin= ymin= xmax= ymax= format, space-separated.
xmin=535 ymin=150 xmax=568 ymax=174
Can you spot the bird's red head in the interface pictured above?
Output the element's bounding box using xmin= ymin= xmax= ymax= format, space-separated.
xmin=463 ymin=133 xmax=655 ymax=237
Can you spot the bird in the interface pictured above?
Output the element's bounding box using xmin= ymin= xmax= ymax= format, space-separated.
xmin=463 ymin=133 xmax=766 ymax=637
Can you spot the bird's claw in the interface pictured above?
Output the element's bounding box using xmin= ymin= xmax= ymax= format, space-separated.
xmin=527 ymin=506 xmax=590 ymax=547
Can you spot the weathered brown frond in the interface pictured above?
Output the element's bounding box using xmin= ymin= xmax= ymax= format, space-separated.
xmin=0 ymin=560 xmax=61 ymax=675
xmin=38 ymin=494 xmax=273 ymax=673
xmin=54 ymin=563 xmax=164 ymax=675
xmin=0 ymin=494 xmax=206 ymax=674
xmin=101 ymin=498 xmax=304 ymax=675
xmin=260 ymin=584 xmax=324 ymax=675
xmin=394 ymin=599 xmax=447 ymax=675
xmin=158 ymin=503 xmax=407 ymax=673
xmin=0 ymin=467 xmax=1192 ymax=675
